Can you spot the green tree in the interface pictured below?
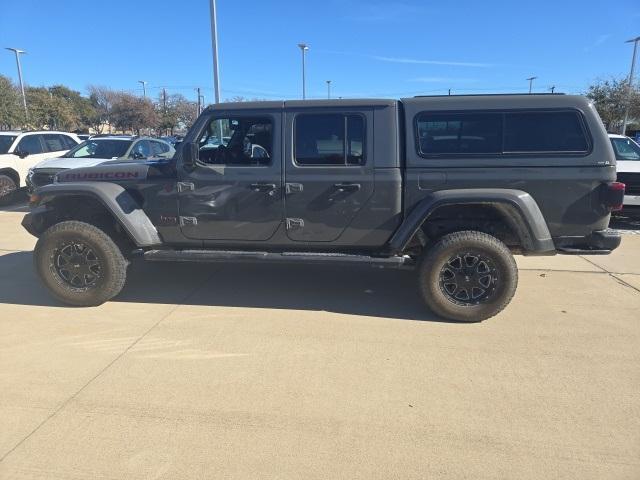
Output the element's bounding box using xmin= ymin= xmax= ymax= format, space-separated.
xmin=49 ymin=85 xmax=96 ymax=132
xmin=0 ymin=75 xmax=22 ymax=129
xmin=586 ymin=77 xmax=640 ymax=132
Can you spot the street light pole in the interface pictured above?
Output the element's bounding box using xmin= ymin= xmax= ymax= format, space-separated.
xmin=526 ymin=76 xmax=537 ymax=94
xmin=5 ymin=48 xmax=28 ymax=123
xmin=621 ymin=36 xmax=640 ymax=135
xmin=326 ymin=80 xmax=331 ymax=99
xmin=209 ymin=0 xmax=221 ymax=103
xmin=298 ymin=43 xmax=309 ymax=99
xmin=138 ymin=80 xmax=147 ymax=98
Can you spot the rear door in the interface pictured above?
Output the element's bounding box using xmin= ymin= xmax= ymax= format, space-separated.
xmin=178 ymin=110 xmax=283 ymax=241
xmin=284 ymin=109 xmax=374 ymax=242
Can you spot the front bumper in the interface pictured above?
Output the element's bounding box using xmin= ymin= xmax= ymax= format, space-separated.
xmin=554 ymin=229 xmax=622 ymax=255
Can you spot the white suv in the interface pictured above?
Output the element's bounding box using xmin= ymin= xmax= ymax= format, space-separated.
xmin=609 ymin=134 xmax=640 ymax=207
xmin=0 ymin=131 xmax=80 ymax=203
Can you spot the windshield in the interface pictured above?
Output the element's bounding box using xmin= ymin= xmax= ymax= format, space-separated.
xmin=0 ymin=135 xmax=17 ymax=154
xmin=611 ymin=137 xmax=640 ymax=161
xmin=64 ymin=139 xmax=132 ymax=159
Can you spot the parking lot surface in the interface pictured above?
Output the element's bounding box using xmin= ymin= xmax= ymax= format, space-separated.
xmin=1 ymin=203 xmax=639 ymax=479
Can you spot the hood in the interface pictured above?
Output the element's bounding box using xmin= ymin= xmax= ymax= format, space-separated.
xmin=33 ymin=156 xmax=114 ymax=170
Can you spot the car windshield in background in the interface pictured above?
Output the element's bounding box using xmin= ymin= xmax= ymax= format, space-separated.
xmin=0 ymin=135 xmax=17 ymax=154
xmin=611 ymin=137 xmax=640 ymax=161
xmin=65 ymin=139 xmax=132 ymax=159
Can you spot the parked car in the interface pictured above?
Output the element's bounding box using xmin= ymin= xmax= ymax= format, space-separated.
xmin=609 ymin=134 xmax=640 ymax=208
xmin=26 ymin=136 xmax=175 ymax=192
xmin=23 ymin=95 xmax=623 ymax=322
xmin=0 ymin=131 xmax=80 ymax=203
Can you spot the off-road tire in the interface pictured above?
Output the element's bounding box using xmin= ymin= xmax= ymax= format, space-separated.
xmin=34 ymin=221 xmax=128 ymax=306
xmin=0 ymin=174 xmax=18 ymax=206
xmin=418 ymin=231 xmax=518 ymax=322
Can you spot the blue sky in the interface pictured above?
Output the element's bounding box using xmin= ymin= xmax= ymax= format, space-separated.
xmin=1 ymin=0 xmax=639 ymax=103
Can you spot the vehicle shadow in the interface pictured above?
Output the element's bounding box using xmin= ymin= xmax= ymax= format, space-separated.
xmin=0 ymin=197 xmax=29 ymax=213
xmin=0 ymin=251 xmax=451 ymax=323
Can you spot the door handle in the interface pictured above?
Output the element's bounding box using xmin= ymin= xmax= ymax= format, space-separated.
xmin=285 ymin=182 xmax=304 ymax=194
xmin=249 ymin=183 xmax=277 ymax=192
xmin=333 ymin=183 xmax=361 ymax=192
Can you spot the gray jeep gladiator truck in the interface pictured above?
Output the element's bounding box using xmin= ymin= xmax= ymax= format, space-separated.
xmin=22 ymin=94 xmax=624 ymax=322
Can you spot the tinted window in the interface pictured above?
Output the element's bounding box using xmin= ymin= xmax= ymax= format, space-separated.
xmin=66 ymin=139 xmax=132 ymax=159
xmin=42 ymin=134 xmax=64 ymax=152
xmin=17 ymin=135 xmax=44 ymax=155
xmin=130 ymin=140 xmax=151 ymax=158
xmin=0 ymin=135 xmax=16 ymax=154
xmin=417 ymin=113 xmax=502 ymax=155
xmin=295 ymin=114 xmax=366 ymax=166
xmin=610 ymin=137 xmax=640 ymax=161
xmin=504 ymin=111 xmax=588 ymax=153
xmin=151 ymin=141 xmax=170 ymax=156
xmin=60 ymin=134 xmax=78 ymax=150
xmin=197 ymin=117 xmax=273 ymax=166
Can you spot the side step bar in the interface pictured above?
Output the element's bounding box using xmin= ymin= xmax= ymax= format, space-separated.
xmin=143 ymin=249 xmax=414 ymax=268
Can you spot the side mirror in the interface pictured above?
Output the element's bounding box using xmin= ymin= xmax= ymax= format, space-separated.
xmin=13 ymin=150 xmax=29 ymax=158
xmin=182 ymin=141 xmax=198 ymax=168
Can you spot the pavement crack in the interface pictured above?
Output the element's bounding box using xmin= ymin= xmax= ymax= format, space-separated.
xmin=0 ymin=273 xmax=215 ymax=463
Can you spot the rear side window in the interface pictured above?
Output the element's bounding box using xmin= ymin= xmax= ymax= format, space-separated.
xmin=60 ymin=134 xmax=78 ymax=150
xmin=294 ymin=113 xmax=366 ymax=166
xmin=42 ymin=134 xmax=64 ymax=152
xmin=416 ymin=110 xmax=590 ymax=157
xmin=417 ymin=113 xmax=502 ymax=155
xmin=504 ymin=111 xmax=588 ymax=153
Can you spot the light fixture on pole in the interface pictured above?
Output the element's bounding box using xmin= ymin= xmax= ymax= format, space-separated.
xmin=138 ymin=80 xmax=148 ymax=98
xmin=326 ymin=80 xmax=332 ymax=99
xmin=298 ymin=43 xmax=309 ymax=99
xmin=5 ymin=47 xmax=28 ymax=122
xmin=209 ymin=0 xmax=221 ymax=103
xmin=526 ymin=76 xmax=537 ymax=94
xmin=621 ymin=36 xmax=640 ymax=135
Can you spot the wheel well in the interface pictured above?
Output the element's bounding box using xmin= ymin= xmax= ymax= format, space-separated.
xmin=40 ymin=195 xmax=136 ymax=254
xmin=405 ymin=204 xmax=524 ymax=254
xmin=0 ymin=168 xmax=20 ymax=186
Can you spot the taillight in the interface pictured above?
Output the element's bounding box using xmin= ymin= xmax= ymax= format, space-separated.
xmin=604 ymin=182 xmax=625 ymax=211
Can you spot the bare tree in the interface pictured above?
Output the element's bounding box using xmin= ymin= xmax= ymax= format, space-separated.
xmin=110 ymin=92 xmax=157 ymax=134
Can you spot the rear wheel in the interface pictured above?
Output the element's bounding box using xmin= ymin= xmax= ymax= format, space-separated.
xmin=34 ymin=221 xmax=128 ymax=306
xmin=0 ymin=174 xmax=18 ymax=206
xmin=418 ymin=231 xmax=518 ymax=322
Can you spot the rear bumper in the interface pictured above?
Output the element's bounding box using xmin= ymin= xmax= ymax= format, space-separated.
xmin=554 ymin=229 xmax=622 ymax=255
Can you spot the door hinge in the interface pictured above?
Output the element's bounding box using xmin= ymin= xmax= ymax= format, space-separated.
xmin=179 ymin=216 xmax=198 ymax=226
xmin=286 ymin=218 xmax=305 ymax=230
xmin=177 ymin=182 xmax=195 ymax=192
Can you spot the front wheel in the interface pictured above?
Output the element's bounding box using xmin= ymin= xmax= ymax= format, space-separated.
xmin=34 ymin=221 xmax=128 ymax=306
xmin=0 ymin=174 xmax=18 ymax=206
xmin=418 ymin=231 xmax=518 ymax=322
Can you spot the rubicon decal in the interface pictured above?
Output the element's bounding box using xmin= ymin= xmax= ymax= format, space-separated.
xmin=59 ymin=171 xmax=141 ymax=181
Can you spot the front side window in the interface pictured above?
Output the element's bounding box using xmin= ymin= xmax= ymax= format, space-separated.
xmin=151 ymin=141 xmax=171 ymax=155
xmin=504 ymin=111 xmax=588 ymax=153
xmin=130 ymin=140 xmax=151 ymax=159
xmin=417 ymin=113 xmax=502 ymax=155
xmin=0 ymin=135 xmax=17 ymax=154
xmin=65 ymin=139 xmax=132 ymax=159
xmin=294 ymin=113 xmax=366 ymax=166
xmin=610 ymin=137 xmax=640 ymax=161
xmin=17 ymin=135 xmax=44 ymax=155
xmin=197 ymin=117 xmax=272 ymax=166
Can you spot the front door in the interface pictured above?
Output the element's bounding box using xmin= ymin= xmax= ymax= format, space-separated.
xmin=178 ymin=112 xmax=283 ymax=241
xmin=284 ymin=110 xmax=374 ymax=242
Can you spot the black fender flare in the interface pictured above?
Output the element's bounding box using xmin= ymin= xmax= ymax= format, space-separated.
xmin=388 ymin=189 xmax=555 ymax=254
xmin=24 ymin=182 xmax=162 ymax=247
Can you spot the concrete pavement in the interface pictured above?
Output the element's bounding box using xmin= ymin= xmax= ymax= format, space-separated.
xmin=1 ymin=205 xmax=639 ymax=479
